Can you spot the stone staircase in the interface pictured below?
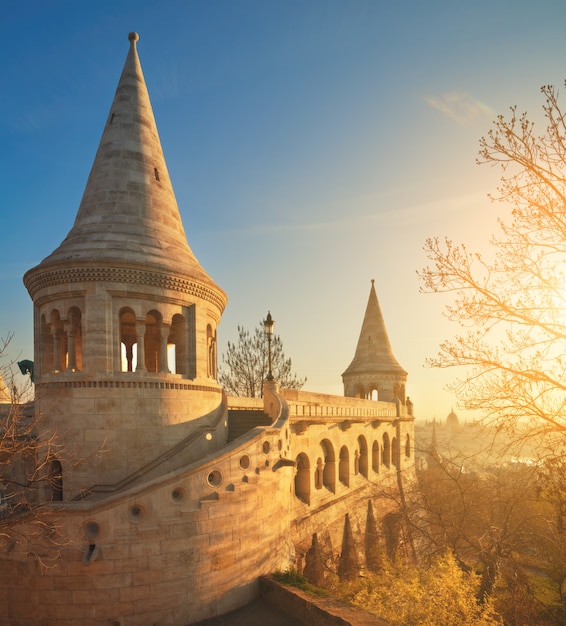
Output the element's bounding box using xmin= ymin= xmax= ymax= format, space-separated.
xmin=227 ymin=409 xmax=273 ymax=442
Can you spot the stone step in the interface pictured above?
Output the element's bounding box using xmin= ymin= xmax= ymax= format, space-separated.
xmin=227 ymin=409 xmax=272 ymax=442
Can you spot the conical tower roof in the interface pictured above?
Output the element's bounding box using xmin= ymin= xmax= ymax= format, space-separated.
xmin=30 ymin=32 xmax=217 ymax=290
xmin=342 ymin=280 xmax=406 ymax=377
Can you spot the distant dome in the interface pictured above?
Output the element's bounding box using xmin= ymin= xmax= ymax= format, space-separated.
xmin=446 ymin=408 xmax=459 ymax=429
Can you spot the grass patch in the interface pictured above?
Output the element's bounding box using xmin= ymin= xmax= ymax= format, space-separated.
xmin=272 ymin=568 xmax=329 ymax=597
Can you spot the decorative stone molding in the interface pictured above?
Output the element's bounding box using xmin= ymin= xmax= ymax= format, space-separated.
xmin=24 ymin=265 xmax=227 ymax=310
xmin=36 ymin=380 xmax=222 ymax=393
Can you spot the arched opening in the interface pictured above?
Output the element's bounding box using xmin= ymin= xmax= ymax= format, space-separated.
xmin=50 ymin=460 xmax=63 ymax=502
xmin=320 ymin=439 xmax=335 ymax=493
xmin=66 ymin=307 xmax=82 ymax=371
xmin=49 ymin=310 xmax=64 ymax=372
xmin=382 ymin=433 xmax=391 ymax=469
xmin=119 ymin=308 xmax=137 ymax=372
xmin=358 ymin=436 xmax=368 ymax=478
xmin=372 ymin=440 xmax=380 ymax=474
xmin=207 ymin=324 xmax=217 ymax=379
xmin=167 ymin=344 xmax=176 ymax=374
xmin=369 ymin=384 xmax=378 ymax=401
xmin=294 ymin=453 xmax=310 ymax=505
xmin=339 ymin=446 xmax=350 ymax=487
xmin=144 ymin=310 xmax=162 ymax=373
xmin=353 ymin=384 xmax=365 ymax=399
xmin=405 ymin=434 xmax=411 ymax=459
xmin=168 ymin=314 xmax=186 ymax=375
xmin=315 ymin=457 xmax=323 ymax=490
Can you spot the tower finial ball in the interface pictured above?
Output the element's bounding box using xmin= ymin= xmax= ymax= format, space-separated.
xmin=128 ymin=32 xmax=139 ymax=43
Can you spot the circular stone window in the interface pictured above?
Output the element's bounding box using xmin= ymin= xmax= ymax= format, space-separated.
xmin=262 ymin=441 xmax=271 ymax=454
xmin=170 ymin=487 xmax=186 ymax=504
xmin=83 ymin=521 xmax=101 ymax=540
xmin=239 ymin=455 xmax=251 ymax=470
xmin=207 ymin=469 xmax=223 ymax=487
xmin=128 ymin=504 xmax=145 ymax=523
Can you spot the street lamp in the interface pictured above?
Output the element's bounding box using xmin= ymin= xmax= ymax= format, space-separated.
xmin=263 ymin=311 xmax=275 ymax=381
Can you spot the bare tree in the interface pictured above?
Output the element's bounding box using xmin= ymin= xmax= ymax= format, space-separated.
xmin=0 ymin=334 xmax=68 ymax=565
xmin=420 ymin=83 xmax=566 ymax=441
xmin=408 ymin=440 xmax=564 ymax=623
xmin=218 ymin=321 xmax=306 ymax=397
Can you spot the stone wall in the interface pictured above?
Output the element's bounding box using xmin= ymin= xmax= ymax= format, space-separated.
xmin=0 ymin=388 xmax=414 ymax=625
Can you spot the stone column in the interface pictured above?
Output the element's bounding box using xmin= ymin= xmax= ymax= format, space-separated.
xmin=135 ymin=320 xmax=146 ymax=372
xmin=66 ymin=325 xmax=77 ymax=371
xmin=52 ymin=326 xmax=62 ymax=372
xmin=159 ymin=323 xmax=170 ymax=373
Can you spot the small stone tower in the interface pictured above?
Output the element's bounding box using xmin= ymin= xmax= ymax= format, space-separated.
xmin=342 ymin=279 xmax=407 ymax=402
xmin=23 ymin=33 xmax=227 ymax=499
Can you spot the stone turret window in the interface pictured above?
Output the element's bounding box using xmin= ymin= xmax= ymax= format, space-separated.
xmin=120 ymin=309 xmax=189 ymax=376
xmin=167 ymin=314 xmax=186 ymax=375
xmin=405 ymin=434 xmax=411 ymax=459
xmin=41 ymin=308 xmax=83 ymax=375
xmin=119 ymin=308 xmax=137 ymax=372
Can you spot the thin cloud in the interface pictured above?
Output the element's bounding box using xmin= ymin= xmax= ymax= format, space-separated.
xmin=425 ymin=91 xmax=494 ymax=126
xmin=200 ymin=191 xmax=491 ymax=238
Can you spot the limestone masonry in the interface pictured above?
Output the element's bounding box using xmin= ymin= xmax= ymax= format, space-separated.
xmin=0 ymin=33 xmax=415 ymax=625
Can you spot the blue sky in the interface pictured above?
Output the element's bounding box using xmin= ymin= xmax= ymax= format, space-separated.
xmin=1 ymin=0 xmax=566 ymax=420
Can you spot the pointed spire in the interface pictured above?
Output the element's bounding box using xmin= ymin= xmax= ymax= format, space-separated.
xmin=364 ymin=500 xmax=382 ymax=572
xmin=37 ymin=33 xmax=215 ymax=287
xmin=338 ymin=513 xmax=360 ymax=580
xmin=303 ymin=533 xmax=326 ymax=588
xmin=343 ymin=279 xmax=406 ymax=378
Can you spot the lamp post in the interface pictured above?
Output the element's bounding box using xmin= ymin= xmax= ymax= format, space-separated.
xmin=263 ymin=311 xmax=275 ymax=381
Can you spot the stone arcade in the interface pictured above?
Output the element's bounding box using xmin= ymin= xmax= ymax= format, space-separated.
xmin=0 ymin=34 xmax=415 ymax=625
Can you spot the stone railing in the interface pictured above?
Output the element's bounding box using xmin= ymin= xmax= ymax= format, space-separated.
xmin=280 ymin=388 xmax=400 ymax=420
xmin=226 ymin=387 xmax=411 ymax=424
xmin=226 ymin=396 xmax=264 ymax=411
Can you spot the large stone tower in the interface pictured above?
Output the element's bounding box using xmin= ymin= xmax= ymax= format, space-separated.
xmin=342 ymin=279 xmax=407 ymax=402
xmin=23 ymin=33 xmax=227 ymax=499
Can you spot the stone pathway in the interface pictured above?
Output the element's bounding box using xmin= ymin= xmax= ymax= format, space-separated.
xmin=192 ymin=597 xmax=304 ymax=625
